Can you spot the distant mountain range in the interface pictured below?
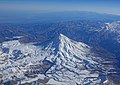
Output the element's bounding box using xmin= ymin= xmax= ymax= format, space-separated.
xmin=0 ymin=11 xmax=120 ymax=23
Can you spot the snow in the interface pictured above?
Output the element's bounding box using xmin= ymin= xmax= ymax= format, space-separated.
xmin=105 ymin=21 xmax=120 ymax=31
xmin=0 ymin=34 xmax=117 ymax=85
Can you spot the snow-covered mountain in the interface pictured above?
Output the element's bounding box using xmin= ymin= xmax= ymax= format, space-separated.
xmin=0 ymin=34 xmax=119 ymax=85
xmin=106 ymin=21 xmax=120 ymax=31
xmin=105 ymin=21 xmax=120 ymax=43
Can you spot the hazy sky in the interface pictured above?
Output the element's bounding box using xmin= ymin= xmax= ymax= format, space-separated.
xmin=0 ymin=0 xmax=120 ymax=15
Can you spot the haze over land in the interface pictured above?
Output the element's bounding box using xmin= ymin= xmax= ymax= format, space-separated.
xmin=0 ymin=0 xmax=120 ymax=23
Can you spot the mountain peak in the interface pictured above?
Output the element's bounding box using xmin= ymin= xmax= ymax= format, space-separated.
xmin=59 ymin=34 xmax=65 ymax=37
xmin=59 ymin=34 xmax=71 ymax=42
xmin=59 ymin=33 xmax=69 ymax=40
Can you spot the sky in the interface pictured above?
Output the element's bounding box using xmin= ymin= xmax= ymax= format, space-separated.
xmin=0 ymin=0 xmax=120 ymax=15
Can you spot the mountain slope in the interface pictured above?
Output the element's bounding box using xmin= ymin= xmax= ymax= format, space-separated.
xmin=46 ymin=34 xmax=119 ymax=85
xmin=0 ymin=34 xmax=119 ymax=85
